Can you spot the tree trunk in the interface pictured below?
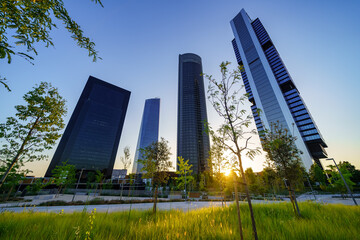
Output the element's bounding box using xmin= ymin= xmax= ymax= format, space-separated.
xmin=56 ymin=184 xmax=63 ymax=198
xmin=153 ymin=186 xmax=158 ymax=214
xmin=287 ymin=187 xmax=296 ymax=215
xmin=291 ymin=188 xmax=301 ymax=217
xmin=238 ymin=156 xmax=258 ymax=240
xmin=0 ymin=117 xmax=40 ymax=188
xmin=233 ymin=176 xmax=244 ymax=240
xmin=287 ymin=184 xmax=299 ymax=217
xmin=63 ymin=184 xmax=68 ymax=196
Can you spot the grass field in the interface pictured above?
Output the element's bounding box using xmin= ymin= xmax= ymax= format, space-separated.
xmin=0 ymin=202 xmax=359 ymax=239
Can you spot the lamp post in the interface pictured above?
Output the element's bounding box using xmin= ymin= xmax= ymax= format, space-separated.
xmin=72 ymin=168 xmax=84 ymax=202
xmin=326 ymin=158 xmax=357 ymax=206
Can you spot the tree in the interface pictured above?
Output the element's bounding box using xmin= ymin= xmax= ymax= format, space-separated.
xmin=26 ymin=178 xmax=44 ymax=196
xmin=51 ymin=160 xmax=76 ymax=196
xmin=326 ymin=164 xmax=355 ymax=195
xmin=0 ymin=82 xmax=67 ymax=188
xmin=175 ymin=156 xmax=194 ymax=197
xmin=262 ymin=122 xmax=306 ymax=217
xmin=338 ymin=161 xmax=360 ymax=185
xmin=119 ymin=146 xmax=131 ymax=200
xmin=245 ymin=168 xmax=265 ymax=196
xmin=94 ymin=170 xmax=104 ymax=196
xmin=261 ymin=166 xmax=281 ymax=196
xmin=205 ymin=62 xmax=261 ymax=240
xmin=1 ymin=0 xmax=103 ymax=91
xmin=309 ymin=163 xmax=326 ymax=186
xmin=86 ymin=171 xmax=96 ymax=192
xmin=137 ymin=138 xmax=172 ymax=214
xmin=0 ymin=162 xmax=28 ymax=201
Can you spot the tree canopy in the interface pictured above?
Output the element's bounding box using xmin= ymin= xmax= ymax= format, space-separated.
xmin=262 ymin=122 xmax=306 ymax=188
xmin=1 ymin=0 xmax=103 ymax=90
xmin=262 ymin=121 xmax=305 ymax=217
xmin=138 ymin=138 xmax=172 ymax=213
xmin=326 ymin=164 xmax=355 ymax=193
xmin=0 ymin=81 xmax=67 ymax=187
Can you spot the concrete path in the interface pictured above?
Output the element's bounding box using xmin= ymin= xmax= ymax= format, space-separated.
xmin=0 ymin=201 xmax=234 ymax=213
xmin=296 ymin=193 xmax=358 ymax=206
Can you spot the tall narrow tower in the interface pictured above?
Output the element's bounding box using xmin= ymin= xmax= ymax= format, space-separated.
xmin=132 ymin=98 xmax=160 ymax=173
xmin=231 ymin=9 xmax=327 ymax=170
xmin=177 ymin=53 xmax=210 ymax=174
xmin=45 ymin=76 xmax=131 ymax=178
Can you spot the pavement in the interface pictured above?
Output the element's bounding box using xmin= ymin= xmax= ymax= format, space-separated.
xmin=0 ymin=194 xmax=162 ymax=208
xmin=0 ymin=193 xmax=357 ymax=213
xmin=0 ymin=200 xmax=234 ymax=213
xmin=295 ymin=193 xmax=358 ymax=206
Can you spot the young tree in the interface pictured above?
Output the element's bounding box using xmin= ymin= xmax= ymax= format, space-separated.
xmin=205 ymin=61 xmax=261 ymax=240
xmin=175 ymin=156 xmax=194 ymax=198
xmin=0 ymin=162 xmax=28 ymax=201
xmin=261 ymin=166 xmax=281 ymax=197
xmin=94 ymin=170 xmax=104 ymax=196
xmin=26 ymin=178 xmax=44 ymax=196
xmin=309 ymin=163 xmax=326 ymax=186
xmin=138 ymin=138 xmax=172 ymax=214
xmin=338 ymin=161 xmax=360 ymax=184
xmin=86 ymin=171 xmax=96 ymax=193
xmin=326 ymin=164 xmax=355 ymax=195
xmin=262 ymin=122 xmax=306 ymax=217
xmin=51 ymin=161 xmax=76 ymax=196
xmin=0 ymin=82 xmax=67 ymax=188
xmin=119 ymin=146 xmax=131 ymax=200
xmin=1 ymin=0 xmax=103 ymax=90
xmin=245 ymin=168 xmax=265 ymax=196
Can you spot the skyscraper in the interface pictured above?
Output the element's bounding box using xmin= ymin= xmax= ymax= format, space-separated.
xmin=45 ymin=76 xmax=131 ymax=178
xmin=177 ymin=53 xmax=210 ymax=174
xmin=231 ymin=9 xmax=327 ymax=170
xmin=132 ymin=98 xmax=160 ymax=173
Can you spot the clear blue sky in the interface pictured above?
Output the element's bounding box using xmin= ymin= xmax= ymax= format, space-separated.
xmin=1 ymin=0 xmax=359 ymax=176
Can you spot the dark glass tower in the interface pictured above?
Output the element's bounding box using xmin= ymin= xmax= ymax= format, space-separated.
xmin=177 ymin=53 xmax=210 ymax=174
xmin=231 ymin=9 xmax=327 ymax=170
xmin=132 ymin=98 xmax=160 ymax=173
xmin=45 ymin=76 xmax=131 ymax=178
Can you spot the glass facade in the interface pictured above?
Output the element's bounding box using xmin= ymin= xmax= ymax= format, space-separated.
xmin=177 ymin=53 xmax=210 ymax=174
xmin=132 ymin=98 xmax=160 ymax=173
xmin=45 ymin=76 xmax=131 ymax=178
xmin=231 ymin=9 xmax=327 ymax=169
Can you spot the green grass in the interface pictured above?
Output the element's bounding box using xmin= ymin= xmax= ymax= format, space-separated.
xmin=0 ymin=202 xmax=359 ymax=239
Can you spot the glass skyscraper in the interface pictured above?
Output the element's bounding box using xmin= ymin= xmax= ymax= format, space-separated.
xmin=177 ymin=53 xmax=210 ymax=174
xmin=132 ymin=98 xmax=160 ymax=173
xmin=231 ymin=9 xmax=327 ymax=170
xmin=45 ymin=76 xmax=131 ymax=178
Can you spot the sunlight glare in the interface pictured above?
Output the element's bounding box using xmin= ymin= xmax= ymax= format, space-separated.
xmin=224 ymin=168 xmax=231 ymax=176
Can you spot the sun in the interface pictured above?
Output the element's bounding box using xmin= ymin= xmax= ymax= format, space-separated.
xmin=224 ymin=168 xmax=231 ymax=176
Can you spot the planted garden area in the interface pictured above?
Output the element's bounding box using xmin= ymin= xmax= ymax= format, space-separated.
xmin=0 ymin=202 xmax=359 ymax=240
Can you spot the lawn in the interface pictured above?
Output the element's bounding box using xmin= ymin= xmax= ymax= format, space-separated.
xmin=0 ymin=202 xmax=359 ymax=239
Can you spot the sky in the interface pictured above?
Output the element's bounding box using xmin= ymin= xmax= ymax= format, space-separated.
xmin=1 ymin=0 xmax=360 ymax=177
